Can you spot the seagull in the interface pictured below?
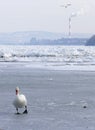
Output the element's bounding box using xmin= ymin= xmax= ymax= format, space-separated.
xmin=60 ymin=3 xmax=71 ymax=8
xmin=13 ymin=87 xmax=28 ymax=114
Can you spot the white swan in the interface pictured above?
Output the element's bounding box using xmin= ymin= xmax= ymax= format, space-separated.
xmin=13 ymin=87 xmax=28 ymax=114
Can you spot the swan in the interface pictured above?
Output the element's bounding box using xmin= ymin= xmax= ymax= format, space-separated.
xmin=13 ymin=87 xmax=28 ymax=114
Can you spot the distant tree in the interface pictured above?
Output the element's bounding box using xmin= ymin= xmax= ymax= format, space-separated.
xmin=30 ymin=37 xmax=37 ymax=44
xmin=86 ymin=35 xmax=95 ymax=46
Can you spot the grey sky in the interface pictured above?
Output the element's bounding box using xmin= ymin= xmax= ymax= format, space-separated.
xmin=0 ymin=0 xmax=95 ymax=34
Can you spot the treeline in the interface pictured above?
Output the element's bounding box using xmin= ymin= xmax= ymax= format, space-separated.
xmin=27 ymin=37 xmax=87 ymax=45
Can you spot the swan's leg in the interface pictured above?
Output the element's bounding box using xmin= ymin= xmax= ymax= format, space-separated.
xmin=23 ymin=106 xmax=28 ymax=114
xmin=16 ymin=108 xmax=20 ymax=114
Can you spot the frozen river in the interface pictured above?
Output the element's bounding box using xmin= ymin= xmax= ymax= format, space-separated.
xmin=0 ymin=63 xmax=95 ymax=130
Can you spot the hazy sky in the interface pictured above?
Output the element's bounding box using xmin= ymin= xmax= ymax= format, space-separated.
xmin=0 ymin=0 xmax=95 ymax=34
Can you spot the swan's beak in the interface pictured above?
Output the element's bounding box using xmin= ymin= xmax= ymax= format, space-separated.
xmin=16 ymin=90 xmax=18 ymax=95
xmin=15 ymin=87 xmax=19 ymax=95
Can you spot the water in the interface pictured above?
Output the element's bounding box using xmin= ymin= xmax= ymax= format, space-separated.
xmin=0 ymin=45 xmax=95 ymax=130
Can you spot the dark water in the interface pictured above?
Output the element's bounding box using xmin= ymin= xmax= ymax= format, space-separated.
xmin=0 ymin=63 xmax=95 ymax=130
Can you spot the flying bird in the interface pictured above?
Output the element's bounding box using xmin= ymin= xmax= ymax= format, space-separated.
xmin=60 ymin=3 xmax=71 ymax=8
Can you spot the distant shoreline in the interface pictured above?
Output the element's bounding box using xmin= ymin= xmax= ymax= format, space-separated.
xmin=0 ymin=31 xmax=91 ymax=45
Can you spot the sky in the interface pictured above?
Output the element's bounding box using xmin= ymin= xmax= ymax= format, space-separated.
xmin=0 ymin=0 xmax=95 ymax=34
